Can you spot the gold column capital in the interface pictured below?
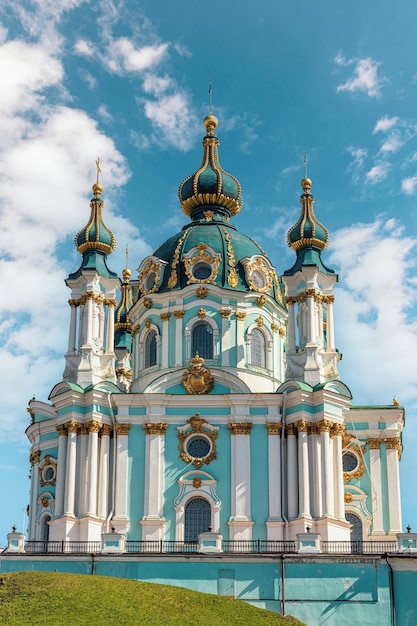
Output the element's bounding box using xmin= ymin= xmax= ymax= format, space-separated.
xmin=29 ymin=450 xmax=41 ymax=466
xmin=143 ymin=422 xmax=168 ymax=435
xmin=65 ymin=420 xmax=80 ymax=433
xmin=86 ymin=420 xmax=102 ymax=434
xmin=115 ymin=423 xmax=131 ymax=436
xmin=56 ymin=424 xmax=67 ymax=436
xmin=228 ymin=422 xmax=252 ymax=435
xmin=173 ymin=310 xmax=185 ymax=319
xmin=160 ymin=312 xmax=171 ymax=322
xmin=101 ymin=424 xmax=113 ymax=437
xmin=286 ymin=423 xmax=297 ymax=436
xmin=367 ymin=437 xmax=382 ymax=450
xmin=266 ymin=422 xmax=282 ymax=435
xmin=219 ymin=308 xmax=232 ymax=318
xmin=295 ymin=419 xmax=309 ymax=433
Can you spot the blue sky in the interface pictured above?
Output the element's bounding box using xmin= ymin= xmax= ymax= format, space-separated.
xmin=0 ymin=0 xmax=417 ymax=543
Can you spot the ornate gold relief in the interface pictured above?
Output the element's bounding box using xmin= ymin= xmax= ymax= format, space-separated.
xmin=56 ymin=424 xmax=67 ymax=437
xmin=183 ymin=242 xmax=221 ymax=285
xmin=197 ymin=307 xmax=206 ymax=318
xmin=182 ymin=353 xmax=214 ymax=395
xmin=343 ymin=433 xmax=366 ymax=483
xmin=235 ymin=311 xmax=246 ymax=321
xmin=101 ymin=424 xmax=113 ymax=437
xmin=344 ymin=492 xmax=353 ymax=504
xmin=256 ymin=316 xmax=264 ymax=327
xmin=296 ymin=419 xmax=309 ymax=433
xmin=168 ymin=228 xmax=190 ymax=289
xmin=138 ymin=258 xmax=163 ymax=295
xmin=196 ymin=287 xmax=208 ymax=298
xmin=160 ymin=312 xmax=171 ymax=322
xmin=266 ymin=422 xmax=282 ymax=435
xmin=86 ymin=420 xmax=102 ymax=434
xmin=145 ymin=317 xmax=151 ymax=329
xmin=203 ymin=210 xmax=214 ymax=222
xmin=178 ymin=413 xmax=218 ymax=468
xmin=174 ymin=310 xmax=185 ymax=319
xmin=65 ymin=420 xmax=79 ymax=433
xmin=385 ymin=436 xmax=402 ymax=459
xmin=38 ymin=455 xmax=57 ymax=486
xmin=367 ymin=438 xmax=381 ymax=449
xmin=286 ymin=423 xmax=297 ymax=436
xmin=242 ymin=256 xmax=274 ymax=293
xmin=132 ymin=324 xmax=140 ymax=337
xmin=257 ymin=295 xmax=266 ymax=307
xmin=29 ymin=450 xmax=41 ymax=466
xmin=228 ymin=422 xmax=252 ymax=435
xmin=143 ymin=423 xmax=168 ymax=435
xmin=41 ymin=496 xmax=49 ymax=508
xmin=222 ymin=227 xmax=239 ymax=288
xmin=143 ymin=297 xmax=152 ymax=309
xmin=219 ymin=308 xmax=232 ymax=318
xmin=193 ymin=476 xmax=202 ymax=488
xmin=115 ymin=423 xmax=131 ymax=436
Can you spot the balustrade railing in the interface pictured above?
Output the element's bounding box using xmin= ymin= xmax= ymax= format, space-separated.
xmin=17 ymin=539 xmax=398 ymax=555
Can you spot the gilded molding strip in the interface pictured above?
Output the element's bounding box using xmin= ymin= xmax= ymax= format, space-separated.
xmin=168 ymin=228 xmax=190 ymax=289
xmin=222 ymin=227 xmax=239 ymax=288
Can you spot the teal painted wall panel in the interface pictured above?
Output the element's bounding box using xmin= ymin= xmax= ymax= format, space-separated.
xmin=165 ymin=407 xmax=230 ymax=416
xmin=127 ymin=424 xmax=146 ymax=540
xmin=380 ymin=442 xmax=390 ymax=534
xmin=128 ymin=407 xmax=146 ymax=416
xmin=164 ymin=423 xmax=187 ymax=538
xmin=168 ymin=314 xmax=176 ymax=368
xmin=39 ymin=432 xmax=58 ymax=443
xmin=216 ymin=424 xmax=231 ymax=537
xmin=394 ymin=570 xmax=417 ymax=626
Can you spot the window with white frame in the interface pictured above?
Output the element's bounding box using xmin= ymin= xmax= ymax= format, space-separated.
xmin=250 ymin=327 xmax=266 ymax=368
xmin=184 ymin=497 xmax=211 ymax=542
xmin=144 ymin=330 xmax=157 ymax=368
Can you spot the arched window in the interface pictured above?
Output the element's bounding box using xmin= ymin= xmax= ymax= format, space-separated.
xmin=191 ymin=322 xmax=213 ymax=359
xmin=42 ymin=515 xmax=51 ymax=543
xmin=250 ymin=328 xmax=266 ymax=368
xmin=346 ymin=512 xmax=363 ymax=551
xmin=184 ymin=497 xmax=211 ymax=543
xmin=144 ymin=330 xmax=157 ymax=368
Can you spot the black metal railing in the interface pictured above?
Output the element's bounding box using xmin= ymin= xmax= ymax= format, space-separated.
xmin=17 ymin=539 xmax=398 ymax=555
xmin=321 ymin=540 xmax=397 ymax=554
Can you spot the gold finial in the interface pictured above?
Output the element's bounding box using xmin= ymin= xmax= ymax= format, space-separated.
xmin=301 ymin=153 xmax=312 ymax=193
xmin=209 ymin=79 xmax=213 ymax=115
xmin=93 ymin=157 xmax=103 ymax=196
xmin=393 ymin=396 xmax=400 ymax=407
xmin=122 ymin=243 xmax=131 ymax=282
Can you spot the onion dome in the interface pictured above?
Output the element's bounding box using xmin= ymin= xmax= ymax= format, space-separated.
xmin=68 ymin=164 xmax=118 ymax=280
xmin=75 ymin=175 xmax=116 ymax=256
xmin=115 ymin=265 xmax=133 ymax=351
xmin=178 ymin=115 xmax=243 ymax=222
xmin=285 ymin=177 xmax=334 ymax=276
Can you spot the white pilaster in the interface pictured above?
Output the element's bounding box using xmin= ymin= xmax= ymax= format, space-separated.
xmin=63 ymin=421 xmax=78 ymax=517
xmin=236 ymin=313 xmax=246 ymax=368
xmin=309 ymin=425 xmax=322 ymax=519
xmin=98 ymin=425 xmax=111 ymax=519
xmin=76 ymin=425 xmax=88 ymax=517
xmin=385 ymin=438 xmax=402 ymax=534
xmin=141 ymin=422 xmax=167 ymax=540
xmin=86 ymin=421 xmax=101 ymax=517
xmin=326 ymin=297 xmax=335 ymax=351
xmin=297 ymin=421 xmax=311 ymax=518
xmin=220 ymin=310 xmax=231 ymax=366
xmin=287 ymin=300 xmax=296 ymax=352
xmin=174 ymin=310 xmax=184 ymax=366
xmin=267 ymin=423 xmax=282 ymax=530
xmin=228 ymin=422 xmax=253 ymax=539
xmin=368 ymin=438 xmax=384 ymax=535
xmin=54 ymin=426 xmax=67 ymax=518
xmin=105 ymin=301 xmax=115 ymax=353
xmin=333 ymin=425 xmax=345 ymax=520
xmin=320 ymin=421 xmax=334 ymax=518
xmin=287 ymin=424 xmax=298 ymax=520
xmin=68 ymin=303 xmax=78 ymax=353
xmin=29 ymin=450 xmax=41 ymax=539
xmin=113 ymin=423 xmax=130 ymax=527
xmin=85 ymin=296 xmax=93 ymax=346
xmin=160 ymin=313 xmax=170 ymax=368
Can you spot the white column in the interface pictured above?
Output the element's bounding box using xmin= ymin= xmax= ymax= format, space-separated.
xmin=142 ymin=423 xmax=167 ymax=519
xmin=309 ymin=425 xmax=322 ymax=519
xmin=286 ymin=424 xmax=298 ymax=520
xmin=68 ymin=303 xmax=78 ymax=353
xmin=307 ymin=293 xmax=315 ymax=344
xmin=367 ymin=438 xmax=384 ymax=534
xmin=287 ymin=300 xmax=296 ymax=351
xmin=85 ymin=296 xmax=93 ymax=346
xmin=333 ymin=425 xmax=345 ymax=520
xmin=76 ymin=425 xmax=88 ymax=516
xmin=105 ymin=300 xmax=115 ymax=353
xmin=385 ymin=438 xmax=402 ymax=534
xmin=63 ymin=421 xmax=78 ymax=517
xmin=220 ymin=310 xmax=231 ymax=366
xmin=236 ymin=312 xmax=246 ymax=368
xmin=267 ymin=423 xmax=282 ymax=520
xmin=78 ymin=304 xmax=84 ymax=348
xmin=113 ymin=423 xmax=131 ymax=520
xmin=174 ymin=310 xmax=184 ymax=366
xmin=320 ymin=421 xmax=334 ymax=517
xmin=98 ymin=425 xmax=111 ymax=519
xmin=297 ymin=421 xmax=310 ymax=517
xmin=54 ymin=426 xmax=67 ymax=518
xmin=228 ymin=422 xmax=252 ymax=522
xmin=160 ymin=313 xmax=170 ymax=367
xmin=86 ymin=421 xmax=101 ymax=517
xmin=326 ymin=296 xmax=335 ymax=351
xmin=98 ymin=303 xmax=105 ymax=346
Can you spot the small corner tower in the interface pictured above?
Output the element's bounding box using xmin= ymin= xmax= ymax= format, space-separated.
xmin=63 ymin=160 xmax=120 ymax=388
xmin=282 ymin=175 xmax=340 ymax=386
xmin=114 ymin=250 xmax=134 ymax=391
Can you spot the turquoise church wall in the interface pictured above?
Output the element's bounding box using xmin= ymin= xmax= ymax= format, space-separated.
xmin=251 ymin=425 xmax=268 ymax=539
xmin=127 ymin=424 xmax=145 ymax=540
xmin=1 ymin=555 xmax=415 ymax=626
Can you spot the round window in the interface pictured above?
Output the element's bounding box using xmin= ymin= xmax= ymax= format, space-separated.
xmin=193 ymin=263 xmax=212 ymax=280
xmin=43 ymin=466 xmax=55 ymax=482
xmin=342 ymin=451 xmax=359 ymax=473
xmin=186 ymin=436 xmax=211 ymax=458
xmin=252 ymin=269 xmax=266 ymax=289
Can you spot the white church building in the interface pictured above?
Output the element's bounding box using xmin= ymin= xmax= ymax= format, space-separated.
xmin=25 ymin=112 xmax=404 ymax=549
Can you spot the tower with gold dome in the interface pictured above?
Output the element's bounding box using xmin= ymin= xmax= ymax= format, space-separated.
xmin=24 ymin=112 xmax=404 ymax=556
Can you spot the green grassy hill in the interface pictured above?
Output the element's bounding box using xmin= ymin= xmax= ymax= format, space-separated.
xmin=0 ymin=572 xmax=305 ymax=626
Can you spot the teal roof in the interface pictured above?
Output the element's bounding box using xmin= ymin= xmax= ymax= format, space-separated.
xmin=74 ymin=182 xmax=116 ymax=257
xmin=68 ymin=250 xmax=118 ymax=280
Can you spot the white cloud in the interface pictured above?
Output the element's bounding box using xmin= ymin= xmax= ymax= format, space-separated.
xmin=97 ymin=104 xmax=113 ymax=123
xmin=142 ymin=74 xmax=173 ymax=96
xmin=105 ymin=38 xmax=168 ymax=73
xmin=373 ymin=116 xmax=399 ymax=133
xmin=143 ymin=92 xmax=199 ymax=151
xmin=348 ymin=147 xmax=368 ymax=169
xmin=329 ymin=219 xmax=417 ymax=407
xmin=402 ymin=175 xmax=417 ymax=195
xmin=74 ymin=38 xmax=94 ymax=56
xmin=336 ymin=56 xmax=384 ymax=98
xmin=380 ymin=133 xmax=403 ymax=154
xmin=366 ymin=161 xmax=390 ymax=184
